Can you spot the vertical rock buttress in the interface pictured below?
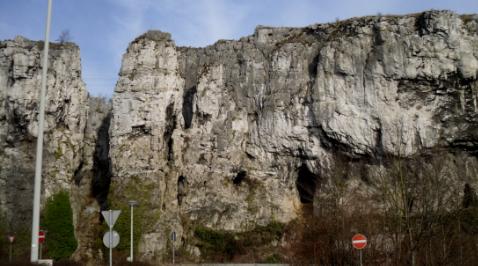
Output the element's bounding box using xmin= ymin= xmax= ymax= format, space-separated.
xmin=0 ymin=36 xmax=90 ymax=249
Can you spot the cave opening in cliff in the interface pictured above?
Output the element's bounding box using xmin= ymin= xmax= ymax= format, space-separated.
xmin=164 ymin=102 xmax=177 ymax=162
xmin=296 ymin=165 xmax=318 ymax=204
xmin=182 ymin=86 xmax=197 ymax=129
xmin=233 ymin=171 xmax=247 ymax=185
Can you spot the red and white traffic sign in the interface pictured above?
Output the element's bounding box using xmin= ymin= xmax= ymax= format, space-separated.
xmin=8 ymin=236 xmax=14 ymax=244
xmin=39 ymin=230 xmax=45 ymax=243
xmin=352 ymin=234 xmax=367 ymax=249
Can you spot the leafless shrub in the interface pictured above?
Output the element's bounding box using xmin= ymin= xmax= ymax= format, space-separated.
xmin=56 ymin=29 xmax=73 ymax=43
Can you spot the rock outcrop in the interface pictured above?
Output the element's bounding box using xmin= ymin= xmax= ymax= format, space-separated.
xmin=108 ymin=10 xmax=478 ymax=258
xmin=0 ymin=36 xmax=89 ymax=226
xmin=0 ymin=36 xmax=113 ymax=262
xmin=2 ymin=9 xmax=478 ymax=263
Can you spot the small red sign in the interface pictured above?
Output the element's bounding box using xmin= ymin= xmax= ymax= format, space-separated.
xmin=352 ymin=234 xmax=367 ymax=249
xmin=8 ymin=236 xmax=14 ymax=244
xmin=39 ymin=230 xmax=45 ymax=243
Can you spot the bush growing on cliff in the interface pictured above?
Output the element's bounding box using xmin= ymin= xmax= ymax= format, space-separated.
xmin=43 ymin=190 xmax=78 ymax=260
xmin=193 ymin=222 xmax=285 ymax=262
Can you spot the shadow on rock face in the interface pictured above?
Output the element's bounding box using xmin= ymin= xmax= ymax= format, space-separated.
xmin=91 ymin=109 xmax=112 ymax=210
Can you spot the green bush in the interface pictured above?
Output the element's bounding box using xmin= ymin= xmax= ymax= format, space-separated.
xmin=263 ymin=253 xmax=281 ymax=263
xmin=194 ymin=227 xmax=225 ymax=251
xmin=43 ymin=190 xmax=78 ymax=260
xmin=194 ymin=222 xmax=285 ymax=261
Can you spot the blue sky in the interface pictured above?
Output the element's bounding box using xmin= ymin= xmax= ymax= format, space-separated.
xmin=1 ymin=0 xmax=477 ymax=99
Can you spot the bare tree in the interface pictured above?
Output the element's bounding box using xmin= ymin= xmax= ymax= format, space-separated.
xmin=56 ymin=29 xmax=73 ymax=43
xmin=371 ymin=121 xmax=462 ymax=266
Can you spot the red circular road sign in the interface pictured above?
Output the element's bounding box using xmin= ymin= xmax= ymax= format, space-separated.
xmin=39 ymin=230 xmax=45 ymax=243
xmin=352 ymin=234 xmax=367 ymax=249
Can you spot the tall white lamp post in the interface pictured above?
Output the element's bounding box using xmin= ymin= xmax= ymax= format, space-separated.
xmin=128 ymin=200 xmax=138 ymax=262
xmin=31 ymin=0 xmax=52 ymax=262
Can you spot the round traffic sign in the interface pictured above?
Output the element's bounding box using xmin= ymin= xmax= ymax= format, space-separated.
xmin=352 ymin=234 xmax=367 ymax=249
xmin=39 ymin=230 xmax=45 ymax=243
xmin=103 ymin=231 xmax=120 ymax=248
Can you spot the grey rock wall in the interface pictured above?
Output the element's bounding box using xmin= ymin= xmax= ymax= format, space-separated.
xmin=2 ymin=9 xmax=478 ymax=263
xmin=70 ymin=97 xmax=111 ymax=261
xmin=0 ymin=36 xmax=113 ymax=262
xmin=0 ymin=36 xmax=89 ymax=227
xmin=109 ymin=10 xmax=478 ymax=259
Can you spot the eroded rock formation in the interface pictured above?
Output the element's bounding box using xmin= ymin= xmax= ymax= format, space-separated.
xmin=0 ymin=36 xmax=89 ymax=225
xmin=1 ymin=9 xmax=478 ymax=262
xmin=0 ymin=36 xmax=111 ymax=262
xmin=108 ymin=10 xmax=478 ymax=257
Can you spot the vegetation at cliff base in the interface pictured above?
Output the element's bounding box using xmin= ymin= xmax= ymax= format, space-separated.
xmin=94 ymin=174 xmax=161 ymax=260
xmin=263 ymin=253 xmax=281 ymax=263
xmin=43 ymin=190 xmax=78 ymax=260
xmin=193 ymin=221 xmax=285 ymax=262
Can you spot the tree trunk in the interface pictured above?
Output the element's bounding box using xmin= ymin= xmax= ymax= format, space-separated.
xmin=408 ymin=229 xmax=415 ymax=266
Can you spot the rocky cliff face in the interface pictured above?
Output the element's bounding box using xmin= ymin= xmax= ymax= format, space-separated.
xmin=0 ymin=36 xmax=90 ymax=226
xmin=108 ymin=10 xmax=478 ymax=258
xmin=2 ymin=9 xmax=478 ymax=263
xmin=0 ymin=36 xmax=113 ymax=262
xmin=70 ymin=97 xmax=111 ymax=261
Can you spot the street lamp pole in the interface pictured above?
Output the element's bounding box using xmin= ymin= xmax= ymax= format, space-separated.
xmin=31 ymin=0 xmax=52 ymax=262
xmin=128 ymin=200 xmax=138 ymax=262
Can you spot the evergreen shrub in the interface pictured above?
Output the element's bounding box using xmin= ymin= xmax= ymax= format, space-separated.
xmin=43 ymin=190 xmax=78 ymax=260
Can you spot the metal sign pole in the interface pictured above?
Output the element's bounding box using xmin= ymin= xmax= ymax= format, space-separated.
xmin=360 ymin=249 xmax=362 ymax=266
xmin=9 ymin=243 xmax=12 ymax=262
xmin=131 ymin=205 xmax=133 ymax=262
xmin=40 ymin=242 xmax=42 ymax=259
xmin=128 ymin=200 xmax=137 ymax=262
xmin=109 ymin=210 xmax=112 ymax=266
xmin=171 ymin=232 xmax=176 ymax=265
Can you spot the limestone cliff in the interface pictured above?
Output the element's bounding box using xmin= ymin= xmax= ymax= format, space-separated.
xmin=108 ymin=10 xmax=478 ymax=258
xmin=0 ymin=36 xmax=113 ymax=262
xmin=2 ymin=9 xmax=478 ymax=263
xmin=0 ymin=36 xmax=89 ymax=226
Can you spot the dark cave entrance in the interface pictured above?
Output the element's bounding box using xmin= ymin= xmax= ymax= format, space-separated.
xmin=164 ymin=101 xmax=177 ymax=162
xmin=296 ymin=165 xmax=318 ymax=204
xmin=233 ymin=171 xmax=247 ymax=185
xmin=182 ymin=86 xmax=197 ymax=129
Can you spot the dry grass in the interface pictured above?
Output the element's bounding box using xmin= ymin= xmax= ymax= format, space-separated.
xmin=461 ymin=14 xmax=473 ymax=24
xmin=131 ymin=31 xmax=172 ymax=44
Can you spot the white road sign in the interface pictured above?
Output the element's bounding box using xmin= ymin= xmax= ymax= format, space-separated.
xmin=103 ymin=231 xmax=120 ymax=248
xmin=102 ymin=210 xmax=121 ymax=229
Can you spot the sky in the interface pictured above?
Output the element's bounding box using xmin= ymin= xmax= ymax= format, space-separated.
xmin=1 ymin=0 xmax=477 ymax=99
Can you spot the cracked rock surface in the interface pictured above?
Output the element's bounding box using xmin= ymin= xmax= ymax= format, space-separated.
xmin=0 ymin=36 xmax=89 ymax=226
xmin=2 ymin=10 xmax=478 ymax=262
xmin=109 ymin=10 xmax=478 ymax=257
